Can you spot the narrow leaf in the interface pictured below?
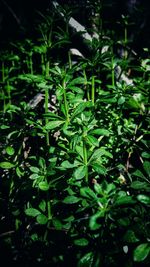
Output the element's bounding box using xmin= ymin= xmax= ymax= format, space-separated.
xmin=63 ymin=196 xmax=80 ymax=204
xmin=45 ymin=120 xmax=64 ymax=130
xmin=74 ymin=238 xmax=89 ymax=246
xmin=0 ymin=161 xmax=15 ymax=169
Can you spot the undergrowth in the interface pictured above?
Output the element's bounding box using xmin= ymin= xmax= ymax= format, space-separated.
xmin=0 ymin=3 xmax=150 ymax=267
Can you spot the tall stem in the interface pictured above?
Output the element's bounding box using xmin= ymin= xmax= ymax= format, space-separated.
xmin=111 ymin=48 xmax=115 ymax=87
xmin=45 ymin=87 xmax=50 ymax=146
xmin=68 ymin=50 xmax=72 ymax=69
xmin=2 ymin=62 xmax=6 ymax=112
xmin=41 ymin=54 xmax=45 ymax=75
xmin=83 ymin=69 xmax=90 ymax=100
xmin=45 ymin=59 xmax=50 ymax=146
xmin=62 ymin=78 xmax=69 ymax=123
xmin=83 ymin=138 xmax=88 ymax=184
xmin=91 ymin=75 xmax=95 ymax=104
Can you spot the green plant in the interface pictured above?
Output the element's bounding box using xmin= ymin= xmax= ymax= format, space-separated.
xmin=0 ymin=3 xmax=150 ymax=267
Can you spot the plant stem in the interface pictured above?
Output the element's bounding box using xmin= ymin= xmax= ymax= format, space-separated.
xmin=62 ymin=78 xmax=69 ymax=123
xmin=45 ymin=87 xmax=50 ymax=146
xmin=45 ymin=59 xmax=50 ymax=146
xmin=111 ymin=49 xmax=115 ymax=87
xmin=45 ymin=60 xmax=50 ymax=77
xmin=91 ymin=75 xmax=95 ymax=104
xmin=41 ymin=54 xmax=45 ymax=75
xmin=83 ymin=69 xmax=90 ymax=100
xmin=83 ymin=138 xmax=88 ymax=184
xmin=2 ymin=62 xmax=6 ymax=112
xmin=68 ymin=50 xmax=72 ymax=69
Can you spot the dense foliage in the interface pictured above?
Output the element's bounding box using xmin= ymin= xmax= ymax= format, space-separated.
xmin=0 ymin=1 xmax=150 ymax=266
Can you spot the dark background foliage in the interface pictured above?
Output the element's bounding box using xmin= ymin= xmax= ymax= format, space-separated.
xmin=0 ymin=0 xmax=150 ymax=53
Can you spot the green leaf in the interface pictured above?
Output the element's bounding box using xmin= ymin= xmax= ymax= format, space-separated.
xmin=0 ymin=161 xmax=15 ymax=169
xmin=133 ymin=243 xmax=150 ymax=262
xmin=131 ymin=181 xmax=150 ymax=190
xmin=29 ymin=173 xmax=39 ymax=180
xmin=0 ymin=125 xmax=10 ymax=129
xmin=63 ymin=195 xmax=80 ymax=204
xmin=105 ymin=183 xmax=116 ymax=194
xmin=126 ymin=97 xmax=141 ymax=110
xmin=114 ymin=195 xmax=136 ymax=206
xmin=38 ymin=181 xmax=49 ymax=191
xmin=123 ymin=230 xmax=139 ymax=243
xmin=74 ymin=238 xmax=89 ymax=246
xmin=143 ymin=161 xmax=150 ymax=176
xmin=88 ymin=148 xmax=113 ymax=164
xmin=80 ymin=187 xmax=97 ymax=200
xmin=44 ymin=112 xmax=63 ymax=120
xmin=36 ymin=214 xmax=48 ymax=225
xmin=6 ymin=146 xmax=15 ymax=155
xmin=90 ymin=128 xmax=110 ymax=136
xmin=45 ymin=120 xmax=64 ymax=130
xmin=71 ymin=101 xmax=92 ymax=119
xmin=61 ymin=160 xmax=78 ymax=169
xmin=78 ymin=252 xmax=94 ymax=267
xmin=69 ymin=77 xmax=85 ymax=86
xmin=94 ymin=183 xmax=103 ymax=195
xmin=132 ymin=169 xmax=146 ymax=180
xmin=52 ymin=218 xmax=62 ymax=230
xmin=30 ymin=166 xmax=40 ymax=173
xmin=76 ymin=145 xmax=84 ymax=159
xmin=25 ymin=208 xmax=41 ymax=217
xmin=118 ymin=96 xmax=125 ymax=105
xmin=141 ymin=152 xmax=150 ymax=159
xmin=86 ymin=135 xmax=99 ymax=147
xmin=89 ymin=211 xmax=105 ymax=230
xmin=137 ymin=194 xmax=150 ymax=205
xmin=39 ymin=200 xmax=46 ymax=212
xmin=74 ymin=165 xmax=87 ymax=180
xmin=91 ymin=163 xmax=107 ymax=175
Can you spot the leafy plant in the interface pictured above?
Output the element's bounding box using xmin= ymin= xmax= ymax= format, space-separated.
xmin=0 ymin=2 xmax=150 ymax=267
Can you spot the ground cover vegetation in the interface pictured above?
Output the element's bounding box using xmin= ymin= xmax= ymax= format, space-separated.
xmin=0 ymin=1 xmax=150 ymax=266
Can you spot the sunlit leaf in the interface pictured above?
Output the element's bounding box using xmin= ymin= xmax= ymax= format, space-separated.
xmin=63 ymin=196 xmax=80 ymax=204
xmin=25 ymin=208 xmax=41 ymax=217
xmin=137 ymin=194 xmax=150 ymax=205
xmin=78 ymin=252 xmax=94 ymax=267
xmin=38 ymin=181 xmax=49 ymax=191
xmin=74 ymin=165 xmax=87 ymax=180
xmin=45 ymin=120 xmax=64 ymax=130
xmin=91 ymin=163 xmax=107 ymax=175
xmin=6 ymin=146 xmax=15 ymax=155
xmin=0 ymin=161 xmax=15 ymax=169
xmin=90 ymin=128 xmax=110 ymax=136
xmin=133 ymin=243 xmax=150 ymax=262
xmin=36 ymin=214 xmax=48 ymax=225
